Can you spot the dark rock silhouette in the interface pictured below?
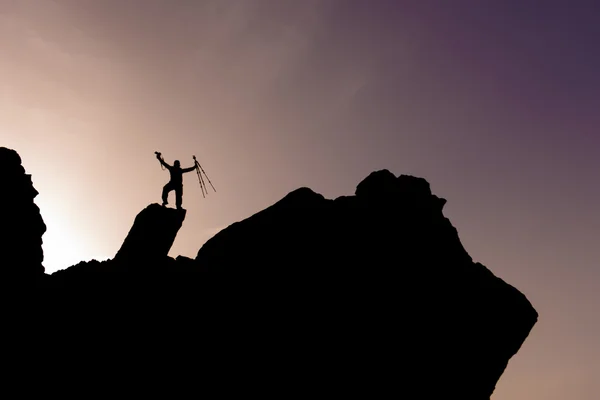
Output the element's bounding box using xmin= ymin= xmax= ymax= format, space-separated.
xmin=193 ymin=169 xmax=538 ymax=398
xmin=115 ymin=203 xmax=186 ymax=262
xmin=0 ymin=147 xmax=46 ymax=278
xmin=1 ymin=149 xmax=537 ymax=399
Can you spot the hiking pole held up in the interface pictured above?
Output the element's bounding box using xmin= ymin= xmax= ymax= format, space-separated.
xmin=195 ymin=158 xmax=206 ymax=198
xmin=193 ymin=155 xmax=216 ymax=198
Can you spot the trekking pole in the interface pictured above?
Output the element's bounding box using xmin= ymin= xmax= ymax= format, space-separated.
xmin=193 ymin=155 xmax=216 ymax=193
xmin=198 ymin=162 xmax=208 ymax=197
xmin=194 ymin=157 xmax=206 ymax=197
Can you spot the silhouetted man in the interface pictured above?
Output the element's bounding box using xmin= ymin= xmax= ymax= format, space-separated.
xmin=156 ymin=153 xmax=196 ymax=209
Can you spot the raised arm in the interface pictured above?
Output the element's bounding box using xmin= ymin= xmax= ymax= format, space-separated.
xmin=157 ymin=155 xmax=171 ymax=169
xmin=182 ymin=165 xmax=196 ymax=173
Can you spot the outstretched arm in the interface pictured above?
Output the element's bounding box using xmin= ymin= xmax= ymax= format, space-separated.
xmin=157 ymin=156 xmax=171 ymax=169
xmin=182 ymin=165 xmax=196 ymax=173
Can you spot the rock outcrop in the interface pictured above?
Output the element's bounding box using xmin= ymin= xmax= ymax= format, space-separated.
xmin=195 ymin=169 xmax=538 ymax=399
xmin=49 ymin=203 xmax=187 ymax=286
xmin=115 ymin=203 xmax=186 ymax=262
xmin=0 ymin=147 xmax=46 ymax=278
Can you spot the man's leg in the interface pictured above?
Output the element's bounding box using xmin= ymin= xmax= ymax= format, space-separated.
xmin=162 ymin=183 xmax=172 ymax=206
xmin=175 ymin=186 xmax=183 ymax=209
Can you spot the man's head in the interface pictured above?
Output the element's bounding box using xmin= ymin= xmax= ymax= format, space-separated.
xmin=174 ymin=160 xmax=181 ymax=167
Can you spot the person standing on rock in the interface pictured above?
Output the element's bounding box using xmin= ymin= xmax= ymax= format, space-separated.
xmin=155 ymin=152 xmax=196 ymax=210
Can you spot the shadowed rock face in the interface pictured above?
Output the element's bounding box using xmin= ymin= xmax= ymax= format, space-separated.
xmin=115 ymin=203 xmax=186 ymax=262
xmin=0 ymin=147 xmax=46 ymax=278
xmin=195 ymin=169 xmax=538 ymax=399
xmin=1 ymin=149 xmax=537 ymax=399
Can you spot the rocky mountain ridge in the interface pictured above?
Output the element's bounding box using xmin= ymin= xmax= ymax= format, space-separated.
xmin=0 ymin=147 xmax=538 ymax=399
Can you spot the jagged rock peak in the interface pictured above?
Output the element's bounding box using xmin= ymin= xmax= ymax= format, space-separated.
xmin=114 ymin=203 xmax=186 ymax=262
xmin=0 ymin=147 xmax=39 ymax=201
xmin=355 ymin=169 xmax=447 ymax=209
xmin=0 ymin=147 xmax=22 ymax=167
xmin=0 ymin=147 xmax=46 ymax=276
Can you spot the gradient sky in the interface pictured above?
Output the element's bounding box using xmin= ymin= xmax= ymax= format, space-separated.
xmin=1 ymin=1 xmax=599 ymax=398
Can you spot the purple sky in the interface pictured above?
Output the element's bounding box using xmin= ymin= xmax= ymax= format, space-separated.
xmin=1 ymin=1 xmax=599 ymax=398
